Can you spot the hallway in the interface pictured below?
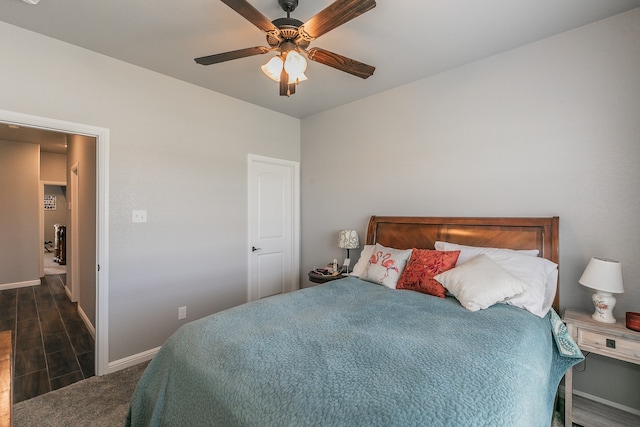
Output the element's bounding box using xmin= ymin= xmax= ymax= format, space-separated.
xmin=0 ymin=274 xmax=94 ymax=403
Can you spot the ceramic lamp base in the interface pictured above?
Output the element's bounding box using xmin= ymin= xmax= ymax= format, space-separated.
xmin=591 ymin=291 xmax=617 ymax=323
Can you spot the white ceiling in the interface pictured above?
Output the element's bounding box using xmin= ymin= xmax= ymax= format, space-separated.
xmin=2 ymin=0 xmax=640 ymax=119
xmin=0 ymin=123 xmax=68 ymax=154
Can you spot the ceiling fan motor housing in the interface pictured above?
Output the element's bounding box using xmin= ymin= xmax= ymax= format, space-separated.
xmin=279 ymin=0 xmax=298 ymax=13
xmin=267 ymin=17 xmax=309 ymax=49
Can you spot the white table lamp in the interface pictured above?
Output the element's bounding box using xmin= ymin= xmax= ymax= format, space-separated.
xmin=578 ymin=257 xmax=624 ymax=323
xmin=338 ymin=230 xmax=359 ymax=273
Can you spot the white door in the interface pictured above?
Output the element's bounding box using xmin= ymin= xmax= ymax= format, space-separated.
xmin=248 ymin=155 xmax=300 ymax=302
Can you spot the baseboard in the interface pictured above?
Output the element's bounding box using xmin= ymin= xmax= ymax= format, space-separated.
xmin=63 ymin=284 xmax=74 ymax=302
xmin=558 ymin=385 xmax=640 ymax=416
xmin=104 ymin=346 xmax=161 ymax=375
xmin=0 ymin=279 xmax=40 ymax=291
xmin=76 ymin=305 xmax=96 ymax=339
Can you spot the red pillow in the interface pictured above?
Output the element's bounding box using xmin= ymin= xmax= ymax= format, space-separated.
xmin=396 ymin=249 xmax=460 ymax=297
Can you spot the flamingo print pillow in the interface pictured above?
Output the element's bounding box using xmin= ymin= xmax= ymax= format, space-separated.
xmin=360 ymin=244 xmax=412 ymax=289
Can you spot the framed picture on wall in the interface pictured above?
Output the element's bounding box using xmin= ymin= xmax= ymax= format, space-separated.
xmin=44 ymin=195 xmax=56 ymax=210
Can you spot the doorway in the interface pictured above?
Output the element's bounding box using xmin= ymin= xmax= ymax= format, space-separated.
xmin=41 ymin=182 xmax=67 ymax=278
xmin=0 ymin=109 xmax=110 ymax=376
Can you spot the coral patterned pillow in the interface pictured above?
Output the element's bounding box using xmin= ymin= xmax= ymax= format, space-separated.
xmin=360 ymin=244 xmax=413 ymax=289
xmin=396 ymin=249 xmax=460 ymax=297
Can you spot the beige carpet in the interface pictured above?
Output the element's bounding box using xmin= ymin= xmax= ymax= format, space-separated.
xmin=44 ymin=251 xmax=66 ymax=275
xmin=13 ymin=361 xmax=149 ymax=427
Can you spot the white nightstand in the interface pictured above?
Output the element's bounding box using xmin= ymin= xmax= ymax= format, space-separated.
xmin=563 ymin=308 xmax=640 ymax=427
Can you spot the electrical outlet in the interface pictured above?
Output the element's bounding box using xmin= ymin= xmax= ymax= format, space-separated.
xmin=132 ymin=210 xmax=147 ymax=223
xmin=178 ymin=306 xmax=187 ymax=320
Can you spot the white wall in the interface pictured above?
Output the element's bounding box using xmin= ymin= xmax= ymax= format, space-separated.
xmin=0 ymin=21 xmax=300 ymax=362
xmin=301 ymin=9 xmax=640 ymax=410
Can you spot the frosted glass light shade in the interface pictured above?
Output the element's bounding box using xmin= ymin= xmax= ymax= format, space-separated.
xmin=283 ymin=51 xmax=307 ymax=83
xmin=261 ymin=56 xmax=284 ymax=82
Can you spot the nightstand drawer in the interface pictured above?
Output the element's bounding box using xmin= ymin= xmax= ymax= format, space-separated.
xmin=578 ymin=329 xmax=640 ymax=359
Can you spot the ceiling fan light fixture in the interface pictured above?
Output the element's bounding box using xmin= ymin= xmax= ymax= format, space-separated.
xmin=202 ymin=0 xmax=376 ymax=97
xmin=283 ymin=50 xmax=307 ymax=84
xmin=261 ymin=51 xmax=308 ymax=88
xmin=261 ymin=56 xmax=285 ymax=82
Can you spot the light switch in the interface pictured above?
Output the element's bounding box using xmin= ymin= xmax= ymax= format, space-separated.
xmin=132 ymin=210 xmax=147 ymax=223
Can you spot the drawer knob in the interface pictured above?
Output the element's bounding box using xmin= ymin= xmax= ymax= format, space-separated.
xmin=606 ymin=339 xmax=616 ymax=349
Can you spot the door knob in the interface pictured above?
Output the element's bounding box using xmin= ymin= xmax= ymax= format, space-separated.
xmin=252 ymin=246 xmax=261 ymax=252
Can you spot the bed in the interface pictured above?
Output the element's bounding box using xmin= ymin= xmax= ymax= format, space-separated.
xmin=126 ymin=216 xmax=583 ymax=426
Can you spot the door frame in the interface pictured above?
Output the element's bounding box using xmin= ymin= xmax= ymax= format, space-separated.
xmin=69 ymin=162 xmax=80 ymax=302
xmin=247 ymin=154 xmax=300 ymax=302
xmin=0 ymin=109 xmax=110 ymax=376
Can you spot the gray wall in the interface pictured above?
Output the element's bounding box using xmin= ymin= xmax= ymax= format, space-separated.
xmin=301 ymin=9 xmax=640 ymax=410
xmin=0 ymin=21 xmax=300 ymax=362
xmin=41 ymin=151 xmax=66 ymax=181
xmin=67 ymin=135 xmax=97 ymax=326
xmin=0 ymin=141 xmax=40 ymax=286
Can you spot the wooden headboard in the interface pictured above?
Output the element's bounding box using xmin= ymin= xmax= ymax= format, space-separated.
xmin=366 ymin=216 xmax=560 ymax=311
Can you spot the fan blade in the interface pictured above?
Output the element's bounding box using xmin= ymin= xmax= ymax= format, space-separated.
xmin=221 ymin=0 xmax=280 ymax=38
xmin=298 ymin=0 xmax=376 ymax=41
xmin=307 ymin=47 xmax=375 ymax=79
xmin=195 ymin=46 xmax=271 ymax=65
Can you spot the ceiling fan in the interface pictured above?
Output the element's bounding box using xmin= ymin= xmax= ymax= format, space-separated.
xmin=195 ymin=0 xmax=376 ymax=96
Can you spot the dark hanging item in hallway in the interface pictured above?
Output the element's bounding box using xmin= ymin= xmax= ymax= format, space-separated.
xmin=54 ymin=224 xmax=66 ymax=265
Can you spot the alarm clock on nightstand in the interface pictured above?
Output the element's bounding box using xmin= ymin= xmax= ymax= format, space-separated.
xmin=627 ymin=312 xmax=640 ymax=332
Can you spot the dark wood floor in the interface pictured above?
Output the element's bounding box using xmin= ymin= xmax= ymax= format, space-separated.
xmin=0 ymin=274 xmax=94 ymax=403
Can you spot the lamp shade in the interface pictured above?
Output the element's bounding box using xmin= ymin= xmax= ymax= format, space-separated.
xmin=578 ymin=257 xmax=624 ymax=294
xmin=338 ymin=230 xmax=359 ymax=249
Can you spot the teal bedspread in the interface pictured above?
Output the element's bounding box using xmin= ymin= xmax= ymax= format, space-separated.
xmin=126 ymin=277 xmax=582 ymax=426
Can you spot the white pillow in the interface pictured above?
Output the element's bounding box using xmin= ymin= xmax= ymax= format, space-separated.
xmin=541 ymin=269 xmax=559 ymax=314
xmin=360 ymin=244 xmax=412 ymax=289
xmin=350 ymin=245 xmax=374 ymax=277
xmin=434 ymin=254 xmax=530 ymax=312
xmin=435 ymin=241 xmax=557 ymax=317
xmin=434 ymin=241 xmax=539 ymax=265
